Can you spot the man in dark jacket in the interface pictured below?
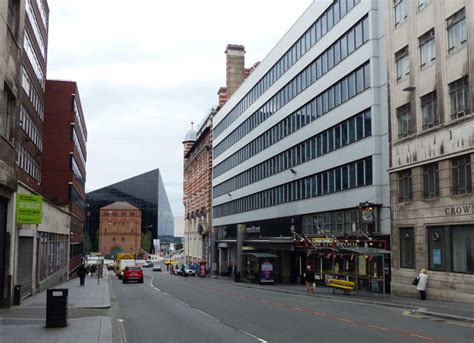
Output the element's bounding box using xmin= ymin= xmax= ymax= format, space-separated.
xmin=303 ymin=265 xmax=315 ymax=294
xmin=78 ymin=264 xmax=87 ymax=286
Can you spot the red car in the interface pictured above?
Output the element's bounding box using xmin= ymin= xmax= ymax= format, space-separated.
xmin=122 ymin=266 xmax=144 ymax=284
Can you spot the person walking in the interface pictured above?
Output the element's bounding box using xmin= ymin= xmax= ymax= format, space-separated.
xmin=416 ymin=269 xmax=428 ymax=300
xmin=303 ymin=265 xmax=316 ymax=294
xmin=78 ymin=264 xmax=87 ymax=286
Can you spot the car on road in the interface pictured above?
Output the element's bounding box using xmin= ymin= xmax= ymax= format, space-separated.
xmin=152 ymin=266 xmax=162 ymax=272
xmin=122 ymin=266 xmax=144 ymax=284
xmin=184 ymin=265 xmax=198 ymax=276
xmin=142 ymin=261 xmax=154 ymax=268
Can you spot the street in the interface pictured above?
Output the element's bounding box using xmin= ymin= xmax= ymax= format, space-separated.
xmin=110 ymin=268 xmax=474 ymax=343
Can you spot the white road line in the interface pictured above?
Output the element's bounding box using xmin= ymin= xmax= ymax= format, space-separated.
xmin=195 ymin=309 xmax=220 ymax=322
xmin=239 ymin=329 xmax=268 ymax=343
xmin=117 ymin=319 xmax=128 ymax=343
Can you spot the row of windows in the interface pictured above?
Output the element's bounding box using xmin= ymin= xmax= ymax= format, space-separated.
xmin=214 ymin=15 xmax=369 ymax=158
xmin=20 ymin=106 xmax=43 ymax=151
xmin=21 ymin=67 xmax=44 ymax=121
xmin=214 ymin=0 xmax=361 ymax=138
xmin=69 ymin=184 xmax=84 ymax=210
xmin=72 ymin=128 xmax=86 ymax=165
xmin=38 ymin=232 xmax=68 ymax=282
xmin=35 ymin=0 xmax=48 ymax=30
xmin=396 ymin=76 xmax=471 ymax=138
xmin=23 ymin=31 xmax=45 ymax=90
xmin=395 ymin=8 xmax=466 ymax=81
xmin=214 ymin=157 xmax=373 ymax=218
xmin=72 ymin=95 xmax=87 ymax=143
xmin=17 ymin=143 xmax=41 ymax=181
xmin=398 ymin=155 xmax=472 ymax=202
xmin=400 ymin=225 xmax=474 ymax=274
xmin=26 ymin=0 xmax=46 ymax=59
xmin=71 ymin=156 xmax=85 ymax=190
xmin=213 ymin=109 xmax=372 ymax=198
xmin=214 ymin=62 xmax=371 ymax=178
xmin=302 ymin=209 xmax=359 ymax=235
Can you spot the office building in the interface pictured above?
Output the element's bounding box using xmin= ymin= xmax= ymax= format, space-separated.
xmin=86 ymin=169 xmax=174 ymax=252
xmin=43 ymin=80 xmax=87 ymax=273
xmin=386 ymin=0 xmax=474 ymax=301
xmin=212 ymin=0 xmax=390 ymax=283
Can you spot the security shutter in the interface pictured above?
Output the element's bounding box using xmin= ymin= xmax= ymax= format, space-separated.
xmin=17 ymin=237 xmax=33 ymax=298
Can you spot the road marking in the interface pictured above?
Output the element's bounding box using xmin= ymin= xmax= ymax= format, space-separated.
xmin=239 ymin=329 xmax=268 ymax=343
xmin=338 ymin=318 xmax=354 ymax=324
xmin=275 ymin=303 xmax=285 ymax=307
xmin=313 ymin=311 xmax=327 ymax=316
xmin=163 ymin=292 xmax=170 ymax=297
xmin=195 ymin=309 xmax=220 ymax=322
xmin=409 ymin=334 xmax=434 ymax=341
xmin=260 ymin=299 xmax=269 ymax=303
xmin=369 ymin=325 xmax=390 ymax=331
xmin=292 ymin=307 xmax=304 ymax=311
xmin=117 ymin=319 xmax=128 ymax=343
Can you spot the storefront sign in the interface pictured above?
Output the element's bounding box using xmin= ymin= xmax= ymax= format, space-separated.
xmin=260 ymin=260 xmax=274 ymax=283
xmin=16 ymin=194 xmax=42 ymax=224
xmin=444 ymin=205 xmax=473 ymax=216
xmin=308 ymin=238 xmax=386 ymax=249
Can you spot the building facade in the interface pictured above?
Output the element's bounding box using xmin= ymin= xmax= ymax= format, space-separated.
xmin=0 ymin=0 xmax=26 ymax=306
xmin=99 ymin=202 xmax=141 ymax=258
xmin=386 ymin=0 xmax=474 ymax=301
xmin=212 ymin=0 xmax=390 ymax=283
xmin=183 ymin=45 xmax=254 ymax=268
xmin=86 ymin=169 xmax=174 ymax=253
xmin=43 ymin=80 xmax=87 ymax=273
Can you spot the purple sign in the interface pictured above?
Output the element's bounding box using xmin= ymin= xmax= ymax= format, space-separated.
xmin=260 ymin=260 xmax=274 ymax=283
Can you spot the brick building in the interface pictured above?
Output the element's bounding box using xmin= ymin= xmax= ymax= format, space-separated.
xmin=43 ymin=80 xmax=87 ymax=273
xmin=183 ymin=44 xmax=255 ymax=269
xmin=99 ymin=202 xmax=142 ymax=258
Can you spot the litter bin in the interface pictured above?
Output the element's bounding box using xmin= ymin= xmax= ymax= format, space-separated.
xmin=234 ymin=271 xmax=241 ymax=282
xmin=13 ymin=285 xmax=21 ymax=305
xmin=46 ymin=288 xmax=68 ymax=328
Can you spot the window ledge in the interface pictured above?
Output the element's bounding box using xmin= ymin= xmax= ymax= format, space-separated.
xmin=447 ymin=44 xmax=467 ymax=57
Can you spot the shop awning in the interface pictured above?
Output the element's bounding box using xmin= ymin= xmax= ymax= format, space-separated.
xmin=340 ymin=247 xmax=391 ymax=255
xmin=243 ymin=253 xmax=279 ymax=258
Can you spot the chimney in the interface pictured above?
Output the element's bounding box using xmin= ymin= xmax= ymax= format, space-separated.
xmin=225 ymin=44 xmax=246 ymax=99
xmin=217 ymin=87 xmax=227 ymax=107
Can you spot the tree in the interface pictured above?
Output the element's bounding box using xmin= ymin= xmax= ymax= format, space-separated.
xmin=141 ymin=231 xmax=153 ymax=253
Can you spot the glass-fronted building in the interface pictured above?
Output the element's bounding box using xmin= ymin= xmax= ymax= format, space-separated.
xmin=86 ymin=169 xmax=174 ymax=252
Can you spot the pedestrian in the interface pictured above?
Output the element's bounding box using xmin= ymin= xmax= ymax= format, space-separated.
xmin=78 ymin=264 xmax=87 ymax=286
xmin=416 ymin=269 xmax=428 ymax=300
xmin=303 ymin=265 xmax=315 ymax=294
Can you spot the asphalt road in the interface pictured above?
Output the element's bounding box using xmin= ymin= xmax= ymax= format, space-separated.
xmin=110 ymin=268 xmax=474 ymax=343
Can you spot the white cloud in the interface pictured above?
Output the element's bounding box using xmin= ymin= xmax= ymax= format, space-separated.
xmin=46 ymin=0 xmax=313 ymax=219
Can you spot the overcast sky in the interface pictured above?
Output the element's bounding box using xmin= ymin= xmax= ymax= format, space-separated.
xmin=46 ymin=0 xmax=314 ymax=232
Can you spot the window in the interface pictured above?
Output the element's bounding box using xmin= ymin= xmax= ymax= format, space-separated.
xmin=398 ymin=169 xmax=412 ymax=201
xmin=394 ymin=0 xmax=407 ymax=27
xmin=447 ymin=8 xmax=466 ymax=53
xmin=419 ymin=29 xmax=435 ymax=68
xmin=428 ymin=227 xmax=446 ymax=271
xmin=395 ymin=47 xmax=409 ymax=81
xmin=451 ymin=155 xmax=472 ymax=195
xmin=418 ymin=0 xmax=430 ymax=11
xmin=452 ymin=226 xmax=474 ymax=273
xmin=7 ymin=0 xmax=20 ymax=35
xmin=421 ymin=91 xmax=439 ymax=129
xmin=449 ymin=76 xmax=470 ymax=119
xmin=397 ymin=104 xmax=413 ymax=138
xmin=423 ymin=163 xmax=439 ymax=199
xmin=0 ymin=87 xmax=14 ymax=139
xmin=400 ymin=228 xmax=415 ymax=268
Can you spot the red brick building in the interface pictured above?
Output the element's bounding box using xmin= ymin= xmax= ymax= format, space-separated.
xmin=183 ymin=44 xmax=255 ymax=269
xmin=99 ymin=202 xmax=142 ymax=258
xmin=43 ymin=80 xmax=87 ymax=272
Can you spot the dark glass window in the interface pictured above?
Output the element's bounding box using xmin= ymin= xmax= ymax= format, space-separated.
xmin=400 ymin=228 xmax=415 ymax=269
xmin=451 ymin=155 xmax=472 ymax=195
xmin=422 ymin=163 xmax=439 ymax=199
xmin=398 ymin=169 xmax=412 ymax=201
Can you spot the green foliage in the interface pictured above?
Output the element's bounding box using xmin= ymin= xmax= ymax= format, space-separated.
xmin=141 ymin=231 xmax=153 ymax=252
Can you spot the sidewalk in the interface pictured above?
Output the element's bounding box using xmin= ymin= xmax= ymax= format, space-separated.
xmin=0 ymin=272 xmax=112 ymax=343
xmin=211 ymin=276 xmax=474 ymax=323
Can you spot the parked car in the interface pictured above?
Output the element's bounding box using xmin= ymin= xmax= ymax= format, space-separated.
xmin=184 ymin=266 xmax=198 ymax=276
xmin=142 ymin=261 xmax=154 ymax=268
xmin=152 ymin=266 xmax=162 ymax=272
xmin=122 ymin=266 xmax=144 ymax=284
